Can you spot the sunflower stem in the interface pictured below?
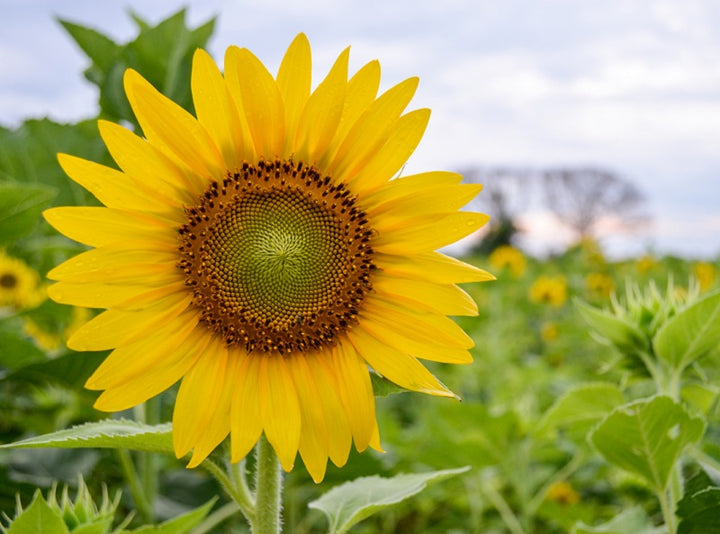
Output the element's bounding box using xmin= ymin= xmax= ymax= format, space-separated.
xmin=116 ymin=449 xmax=153 ymax=523
xmin=252 ymin=435 xmax=283 ymax=534
xmin=201 ymin=458 xmax=255 ymax=521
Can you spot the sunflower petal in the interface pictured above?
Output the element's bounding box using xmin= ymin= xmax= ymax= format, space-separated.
xmin=277 ymin=34 xmax=312 ymax=153
xmin=43 ymin=207 xmax=177 ymax=248
xmin=259 ymin=356 xmax=301 ymax=471
xmin=192 ymin=48 xmax=248 ymax=170
xmin=225 ymin=46 xmax=285 ymax=159
xmin=347 ymin=327 xmax=455 ymax=398
xmin=348 ymin=108 xmax=430 ymax=194
xmin=373 ymin=274 xmax=478 ymax=316
xmin=173 ymin=337 xmax=229 ymax=458
xmin=328 ymin=77 xmax=418 ymax=182
xmin=376 ymin=251 xmax=495 ymax=284
xmin=231 ymin=354 xmax=264 ymax=463
xmin=93 ymin=326 xmax=208 ymax=412
xmin=373 ymin=212 xmax=490 ymax=254
xmin=124 ymin=69 xmax=224 ymax=181
xmin=295 ymin=47 xmax=349 ymax=163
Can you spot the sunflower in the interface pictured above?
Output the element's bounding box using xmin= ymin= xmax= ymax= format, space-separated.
xmin=0 ymin=251 xmax=45 ymax=310
xmin=529 ymin=275 xmax=567 ymax=307
xmin=45 ymin=34 xmax=492 ymax=482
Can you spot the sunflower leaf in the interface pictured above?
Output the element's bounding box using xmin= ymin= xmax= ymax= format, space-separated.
xmin=654 ymin=290 xmax=720 ymax=372
xmin=119 ymin=498 xmax=216 ymax=533
xmin=572 ymin=506 xmax=664 ymax=534
xmin=0 ymin=419 xmax=174 ymax=455
xmin=308 ymin=466 xmax=470 ymax=534
xmin=6 ymin=491 xmax=70 ymax=534
xmin=0 ymin=181 xmax=57 ymax=246
xmin=589 ymin=396 xmax=705 ymax=492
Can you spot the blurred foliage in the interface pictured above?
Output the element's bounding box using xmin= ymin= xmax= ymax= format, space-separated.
xmin=1 ymin=6 xmax=720 ymax=534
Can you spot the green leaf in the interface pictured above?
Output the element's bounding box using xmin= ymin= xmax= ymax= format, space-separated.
xmin=308 ymin=467 xmax=470 ymax=534
xmin=0 ymin=419 xmax=174 ymax=454
xmin=58 ymin=19 xmax=120 ymax=74
xmin=370 ymin=371 xmax=408 ymax=396
xmin=6 ymin=350 xmax=107 ymax=389
xmin=572 ymin=506 xmax=664 ymax=534
xmin=654 ymin=290 xmax=720 ymax=371
xmin=590 ymin=396 xmax=706 ymax=492
xmin=0 ymin=319 xmax=48 ymax=371
xmin=575 ymin=298 xmax=648 ymax=354
xmin=677 ymin=470 xmax=720 ymax=534
xmin=121 ymin=498 xmax=216 ymax=533
xmin=538 ymin=382 xmax=625 ymax=434
xmin=7 ymin=491 xmax=70 ymax=534
xmin=0 ymin=182 xmax=56 ymax=246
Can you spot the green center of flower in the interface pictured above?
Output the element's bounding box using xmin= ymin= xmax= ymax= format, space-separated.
xmin=178 ymin=159 xmax=374 ymax=354
xmin=0 ymin=273 xmax=17 ymax=289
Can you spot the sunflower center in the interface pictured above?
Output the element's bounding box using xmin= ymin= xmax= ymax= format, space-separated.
xmin=178 ymin=159 xmax=374 ymax=354
xmin=0 ymin=273 xmax=17 ymax=289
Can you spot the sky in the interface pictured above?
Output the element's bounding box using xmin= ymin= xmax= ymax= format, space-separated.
xmin=1 ymin=0 xmax=719 ymax=259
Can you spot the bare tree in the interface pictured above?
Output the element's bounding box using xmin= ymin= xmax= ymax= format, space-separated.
xmin=542 ymin=167 xmax=647 ymax=239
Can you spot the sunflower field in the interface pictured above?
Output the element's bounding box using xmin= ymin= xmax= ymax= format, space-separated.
xmin=2 ymin=10 xmax=720 ymax=534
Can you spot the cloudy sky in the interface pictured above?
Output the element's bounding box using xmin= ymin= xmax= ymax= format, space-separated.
xmin=2 ymin=0 xmax=719 ymax=258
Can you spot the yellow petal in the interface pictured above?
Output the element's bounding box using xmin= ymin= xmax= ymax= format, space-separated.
xmin=373 ymin=212 xmax=490 ymax=255
xmin=98 ymin=120 xmax=198 ymax=201
xmin=192 ymin=49 xmax=248 ymax=171
xmin=290 ymin=356 xmax=329 ymax=483
xmin=320 ymin=60 xmax=381 ymax=169
xmin=67 ymin=291 xmax=192 ymax=351
xmin=43 ymin=207 xmax=177 ymax=248
xmin=173 ymin=337 xmax=228 ymax=458
xmin=85 ymin=311 xmax=199 ymax=390
xmin=329 ymin=341 xmax=376 ymax=452
xmin=231 ymin=353 xmax=264 ymax=463
xmin=57 ymin=154 xmax=181 ymax=216
xmin=114 ymin=281 xmax=188 ymax=311
xmin=124 ymin=69 xmax=224 ymax=182
xmin=259 ymin=355 xmax=301 ymax=471
xmin=376 ymin=251 xmax=495 ymax=284
xmin=277 ymin=34 xmax=312 ymax=154
xmin=93 ymin=326 xmax=208 ymax=412
xmin=48 ymin=281 xmax=170 ymax=309
xmin=187 ymin=355 xmax=240 ymax=468
xmin=48 ymin=246 xmax=177 ymax=283
xmin=328 ymin=77 xmax=418 ymax=182
xmin=308 ymin=354 xmax=352 ymax=467
xmin=225 ymin=46 xmax=285 ymax=159
xmin=347 ymin=327 xmax=455 ymax=398
xmin=295 ymin=47 xmax=349 ymax=163
xmin=366 ymin=183 xmax=482 ymax=222
xmin=364 ymin=297 xmax=474 ymax=349
xmin=348 ymin=108 xmax=430 ymax=194
xmin=360 ymin=313 xmax=473 ymax=364
xmin=373 ymin=274 xmax=478 ymax=316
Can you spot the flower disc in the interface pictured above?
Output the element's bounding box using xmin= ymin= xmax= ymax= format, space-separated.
xmin=178 ymin=159 xmax=374 ymax=353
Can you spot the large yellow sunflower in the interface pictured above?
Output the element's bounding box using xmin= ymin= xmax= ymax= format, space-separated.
xmin=45 ymin=34 xmax=492 ymax=482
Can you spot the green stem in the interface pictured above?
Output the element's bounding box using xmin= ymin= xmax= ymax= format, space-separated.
xmin=482 ymin=480 xmax=525 ymax=534
xmin=191 ymin=501 xmax=241 ymax=534
xmin=252 ymin=435 xmax=283 ymax=534
xmin=658 ymin=486 xmax=677 ymax=534
xmin=526 ymin=451 xmax=584 ymax=515
xmin=201 ymin=458 xmax=255 ymax=521
xmin=140 ymin=397 xmax=160 ymax=516
xmin=116 ymin=449 xmax=153 ymax=523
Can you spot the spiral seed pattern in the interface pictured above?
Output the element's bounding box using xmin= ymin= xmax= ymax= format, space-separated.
xmin=178 ymin=159 xmax=374 ymax=353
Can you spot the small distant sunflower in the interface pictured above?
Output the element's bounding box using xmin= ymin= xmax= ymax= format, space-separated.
xmin=488 ymin=245 xmax=526 ymax=278
xmin=0 ymin=251 xmax=45 ymax=310
xmin=636 ymin=255 xmax=657 ymax=274
xmin=45 ymin=34 xmax=492 ymax=481
xmin=694 ymin=262 xmax=716 ymax=292
xmin=529 ymin=275 xmax=567 ymax=307
xmin=585 ymin=272 xmax=615 ymax=299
